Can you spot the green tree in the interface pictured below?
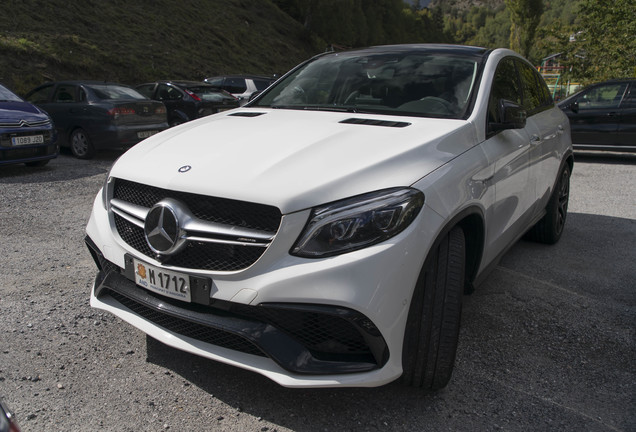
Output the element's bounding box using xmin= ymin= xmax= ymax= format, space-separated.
xmin=505 ymin=0 xmax=543 ymax=57
xmin=564 ymin=0 xmax=636 ymax=82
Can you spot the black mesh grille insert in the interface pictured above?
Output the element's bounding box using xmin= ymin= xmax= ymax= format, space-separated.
xmin=108 ymin=290 xmax=266 ymax=357
xmin=113 ymin=179 xmax=281 ymax=232
xmin=111 ymin=179 xmax=281 ymax=271
xmin=231 ymin=304 xmax=372 ymax=358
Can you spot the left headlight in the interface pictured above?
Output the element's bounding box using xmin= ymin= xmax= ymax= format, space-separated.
xmin=291 ymin=188 xmax=424 ymax=258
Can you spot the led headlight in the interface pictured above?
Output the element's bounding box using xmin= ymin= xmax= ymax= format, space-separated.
xmin=291 ymin=188 xmax=424 ymax=258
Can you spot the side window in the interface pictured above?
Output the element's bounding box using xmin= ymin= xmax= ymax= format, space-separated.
xmin=518 ymin=60 xmax=550 ymax=113
xmin=26 ymin=85 xmax=53 ymax=104
xmin=54 ymin=85 xmax=78 ymax=103
xmin=254 ymin=79 xmax=272 ymax=91
xmin=206 ymin=77 xmax=223 ymax=87
xmin=136 ymin=84 xmax=155 ymax=99
xmin=578 ymin=83 xmax=628 ymax=110
xmin=157 ymin=84 xmax=182 ymax=101
xmin=488 ymin=58 xmax=521 ymax=125
xmin=224 ymin=78 xmax=247 ymax=94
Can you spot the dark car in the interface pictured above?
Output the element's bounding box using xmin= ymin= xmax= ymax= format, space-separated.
xmin=135 ymin=81 xmax=239 ymax=127
xmin=24 ymin=81 xmax=168 ymax=159
xmin=204 ymin=75 xmax=276 ymax=105
xmin=558 ymin=78 xmax=635 ymax=152
xmin=0 ymin=83 xmax=57 ymax=167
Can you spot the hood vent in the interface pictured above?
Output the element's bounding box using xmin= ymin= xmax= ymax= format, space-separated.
xmin=340 ymin=118 xmax=411 ymax=128
xmin=228 ymin=112 xmax=266 ymax=118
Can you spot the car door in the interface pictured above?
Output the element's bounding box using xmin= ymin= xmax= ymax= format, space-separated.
xmin=33 ymin=84 xmax=85 ymax=142
xmin=480 ymin=57 xmax=535 ymax=266
xmin=617 ymin=82 xmax=636 ymax=149
xmin=516 ymin=59 xmax=565 ymax=210
xmin=567 ymin=81 xmax=629 ymax=146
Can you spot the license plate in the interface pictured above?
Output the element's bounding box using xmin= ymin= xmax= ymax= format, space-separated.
xmin=11 ymin=135 xmax=44 ymax=146
xmin=137 ymin=130 xmax=158 ymax=139
xmin=133 ymin=259 xmax=191 ymax=302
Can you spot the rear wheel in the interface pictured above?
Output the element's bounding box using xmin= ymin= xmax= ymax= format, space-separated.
xmin=402 ymin=227 xmax=465 ymax=390
xmin=526 ymin=164 xmax=570 ymax=244
xmin=70 ymin=128 xmax=95 ymax=159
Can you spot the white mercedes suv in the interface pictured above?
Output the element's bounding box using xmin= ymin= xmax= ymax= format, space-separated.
xmin=86 ymin=44 xmax=573 ymax=389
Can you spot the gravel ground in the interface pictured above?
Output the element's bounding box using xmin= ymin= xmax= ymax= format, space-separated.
xmin=0 ymin=150 xmax=634 ymax=432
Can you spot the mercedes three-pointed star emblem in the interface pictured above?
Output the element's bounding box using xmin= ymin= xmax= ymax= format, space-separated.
xmin=144 ymin=200 xmax=187 ymax=256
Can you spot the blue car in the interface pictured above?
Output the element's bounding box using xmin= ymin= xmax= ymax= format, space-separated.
xmin=0 ymin=83 xmax=57 ymax=167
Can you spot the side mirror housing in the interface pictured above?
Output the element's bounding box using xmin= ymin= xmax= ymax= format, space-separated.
xmin=490 ymin=99 xmax=527 ymax=132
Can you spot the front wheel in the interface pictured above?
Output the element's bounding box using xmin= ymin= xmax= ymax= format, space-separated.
xmin=402 ymin=227 xmax=465 ymax=390
xmin=70 ymin=128 xmax=95 ymax=159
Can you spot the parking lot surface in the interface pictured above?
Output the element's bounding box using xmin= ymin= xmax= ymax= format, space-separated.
xmin=0 ymin=150 xmax=634 ymax=431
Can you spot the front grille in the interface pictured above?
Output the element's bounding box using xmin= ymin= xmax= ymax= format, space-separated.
xmin=114 ymin=214 xmax=266 ymax=271
xmin=111 ymin=179 xmax=281 ymax=271
xmin=114 ymin=179 xmax=280 ymax=232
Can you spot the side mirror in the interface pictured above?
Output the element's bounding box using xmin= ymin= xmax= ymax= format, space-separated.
xmin=570 ymin=100 xmax=579 ymax=113
xmin=490 ymin=99 xmax=527 ymax=132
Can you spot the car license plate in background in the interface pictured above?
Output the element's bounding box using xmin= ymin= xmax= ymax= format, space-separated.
xmin=137 ymin=130 xmax=157 ymax=139
xmin=133 ymin=259 xmax=191 ymax=302
xmin=11 ymin=135 xmax=44 ymax=146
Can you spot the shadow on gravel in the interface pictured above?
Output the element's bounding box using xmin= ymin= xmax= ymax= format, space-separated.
xmin=145 ymin=335 xmax=431 ymax=430
xmin=0 ymin=149 xmax=124 ymax=184
xmin=143 ymin=211 xmax=635 ymax=431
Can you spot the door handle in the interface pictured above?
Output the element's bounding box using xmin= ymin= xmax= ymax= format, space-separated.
xmin=530 ymin=134 xmax=543 ymax=146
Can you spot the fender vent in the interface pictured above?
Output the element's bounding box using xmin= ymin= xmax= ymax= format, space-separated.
xmin=340 ymin=118 xmax=411 ymax=128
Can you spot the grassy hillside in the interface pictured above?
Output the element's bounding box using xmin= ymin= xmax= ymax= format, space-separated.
xmin=0 ymin=0 xmax=323 ymax=95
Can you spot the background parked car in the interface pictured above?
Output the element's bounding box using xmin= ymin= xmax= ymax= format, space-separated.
xmin=204 ymin=75 xmax=276 ymax=105
xmin=558 ymin=78 xmax=635 ymax=152
xmin=0 ymin=82 xmax=57 ymax=167
xmin=24 ymin=81 xmax=168 ymax=159
xmin=135 ymin=81 xmax=239 ymax=126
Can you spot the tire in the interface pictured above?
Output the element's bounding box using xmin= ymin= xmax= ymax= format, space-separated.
xmin=402 ymin=226 xmax=466 ymax=390
xmin=526 ymin=164 xmax=570 ymax=244
xmin=70 ymin=128 xmax=95 ymax=159
xmin=25 ymin=159 xmax=50 ymax=167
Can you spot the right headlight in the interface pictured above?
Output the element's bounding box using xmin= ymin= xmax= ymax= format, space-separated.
xmin=291 ymin=188 xmax=424 ymax=258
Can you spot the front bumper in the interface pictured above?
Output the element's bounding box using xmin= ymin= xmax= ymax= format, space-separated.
xmin=87 ymin=236 xmax=388 ymax=376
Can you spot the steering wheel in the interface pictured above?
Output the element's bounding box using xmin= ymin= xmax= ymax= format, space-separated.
xmin=419 ymin=96 xmax=454 ymax=113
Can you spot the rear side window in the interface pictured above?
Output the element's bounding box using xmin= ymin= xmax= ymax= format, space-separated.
xmin=136 ymin=84 xmax=156 ymax=98
xmin=253 ymin=79 xmax=273 ymax=91
xmin=224 ymin=78 xmax=247 ymax=94
xmin=54 ymin=85 xmax=78 ymax=103
xmin=517 ymin=60 xmax=553 ymax=114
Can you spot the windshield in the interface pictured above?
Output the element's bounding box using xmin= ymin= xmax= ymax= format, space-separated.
xmin=252 ymin=50 xmax=482 ymax=118
xmin=0 ymin=84 xmax=23 ymax=102
xmin=88 ymin=84 xmax=147 ymax=100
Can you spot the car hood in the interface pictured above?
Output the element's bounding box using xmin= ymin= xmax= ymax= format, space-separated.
xmin=111 ymin=109 xmax=478 ymax=214
xmin=0 ymin=101 xmax=49 ymax=121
